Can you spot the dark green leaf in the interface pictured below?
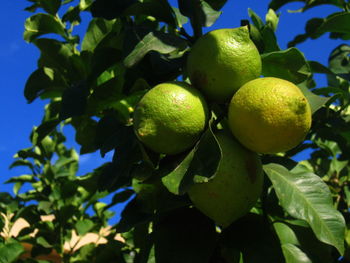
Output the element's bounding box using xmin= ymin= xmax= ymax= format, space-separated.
xmin=269 ymin=0 xmax=345 ymax=11
xmin=273 ymin=221 xmax=334 ymax=263
xmin=34 ymin=38 xmax=74 ymax=77
xmin=82 ymin=18 xmax=116 ymax=51
xmin=205 ymin=0 xmax=228 ymax=10
xmin=161 ymin=125 xmax=221 ymax=195
xmin=288 ymin=12 xmax=350 ymax=46
xmin=71 ymin=116 xmax=98 ymax=154
xmin=24 ymin=67 xmax=66 ymax=103
xmin=308 ymin=60 xmax=335 ymax=75
xmin=262 ymin=48 xmax=311 ymax=83
xmin=115 ymin=196 xmax=154 ymax=233
xmin=6 ymin=175 xmax=36 ymax=184
xmin=264 ymin=163 xmax=346 ymax=255
xmin=62 ymin=5 xmax=81 ymax=25
xmin=328 ymin=44 xmax=350 ymax=82
xmin=59 ymin=82 xmax=89 ymax=120
xmin=221 ymin=213 xmax=285 ymax=263
xmin=31 ymin=119 xmax=61 ymax=145
xmin=124 ymin=31 xmax=187 ymax=68
xmin=39 ymin=0 xmax=61 ymax=15
xmin=91 ymin=0 xmax=137 ymax=20
xmin=178 ymin=0 xmax=222 ymax=27
xmin=124 ymin=0 xmax=177 ymax=25
xmin=24 ymin=13 xmax=67 ymax=42
xmin=90 ymin=47 xmax=122 ymax=80
xmin=153 ymin=207 xmax=217 ymax=263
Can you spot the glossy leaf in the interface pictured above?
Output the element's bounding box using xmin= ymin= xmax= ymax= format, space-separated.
xmin=262 ymin=47 xmax=311 ymax=83
xmin=264 ymin=163 xmax=346 ymax=255
xmin=281 ymin=244 xmax=312 ymax=263
xmin=82 ymin=18 xmax=116 ymax=51
xmin=161 ymin=125 xmax=222 ymax=195
xmin=124 ymin=31 xmax=187 ymax=68
xmin=274 ymin=221 xmax=334 ymax=263
xmin=178 ymin=0 xmax=222 ymax=27
xmin=24 ymin=13 xmax=67 ymax=42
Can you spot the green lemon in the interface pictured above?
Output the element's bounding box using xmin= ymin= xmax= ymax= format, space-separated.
xmin=133 ymin=81 xmax=208 ymax=155
xmin=186 ymin=26 xmax=262 ymax=102
xmin=228 ymin=77 xmax=312 ymax=154
xmin=188 ymin=130 xmax=264 ymax=227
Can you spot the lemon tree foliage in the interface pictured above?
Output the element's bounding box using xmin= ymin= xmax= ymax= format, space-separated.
xmin=1 ymin=0 xmax=350 ymax=262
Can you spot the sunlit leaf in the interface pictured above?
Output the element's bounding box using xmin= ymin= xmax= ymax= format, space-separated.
xmin=124 ymin=31 xmax=187 ymax=68
xmin=24 ymin=13 xmax=67 ymax=42
xmin=264 ymin=163 xmax=346 ymax=255
xmin=262 ymin=48 xmax=311 ymax=83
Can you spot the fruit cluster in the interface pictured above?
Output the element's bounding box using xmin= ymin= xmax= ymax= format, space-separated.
xmin=132 ymin=26 xmax=312 ymax=227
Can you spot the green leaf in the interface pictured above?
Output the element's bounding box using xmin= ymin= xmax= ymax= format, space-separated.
xmin=124 ymin=31 xmax=187 ymax=68
xmin=24 ymin=13 xmax=67 ymax=42
xmin=268 ymin=0 xmax=345 ymax=12
xmin=288 ymin=12 xmax=350 ymax=46
xmin=265 ymin=9 xmax=279 ymax=32
xmin=178 ymin=0 xmax=222 ymax=27
xmin=6 ymin=175 xmax=36 ymax=184
xmin=153 ymin=207 xmax=217 ymax=263
xmin=328 ymin=44 xmax=350 ymax=82
xmin=262 ymin=48 xmax=311 ymax=83
xmin=298 ymin=82 xmax=331 ymax=114
xmin=34 ymin=38 xmax=74 ymax=77
xmin=0 ymin=240 xmax=24 ymax=263
xmin=161 ymin=125 xmax=222 ymax=195
xmin=82 ymin=18 xmax=116 ymax=51
xmin=281 ymin=244 xmax=312 ymax=263
xmin=39 ymin=0 xmax=61 ymax=15
xmin=71 ymin=116 xmax=98 ymax=154
xmin=264 ymin=163 xmax=346 ymax=255
xmin=75 ymin=219 xmax=94 ymax=235
xmin=273 ymin=220 xmax=334 ymax=263
xmin=124 ymin=0 xmax=177 ymax=25
xmin=24 ymin=67 xmax=66 ymax=103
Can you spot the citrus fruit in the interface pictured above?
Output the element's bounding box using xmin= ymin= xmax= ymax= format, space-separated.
xmin=188 ymin=130 xmax=264 ymax=227
xmin=133 ymin=81 xmax=208 ymax=155
xmin=228 ymin=77 xmax=312 ymax=154
xmin=186 ymin=26 xmax=262 ymax=102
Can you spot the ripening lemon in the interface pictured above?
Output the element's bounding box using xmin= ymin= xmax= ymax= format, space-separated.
xmin=186 ymin=26 xmax=262 ymax=102
xmin=228 ymin=77 xmax=312 ymax=154
xmin=133 ymin=81 xmax=208 ymax=155
xmin=188 ymin=131 xmax=264 ymax=227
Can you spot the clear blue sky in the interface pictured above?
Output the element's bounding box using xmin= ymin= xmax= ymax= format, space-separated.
xmin=0 ymin=1 xmax=344 ymax=222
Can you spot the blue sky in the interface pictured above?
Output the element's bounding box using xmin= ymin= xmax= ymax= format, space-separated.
xmin=0 ymin=1 xmax=345 ymax=222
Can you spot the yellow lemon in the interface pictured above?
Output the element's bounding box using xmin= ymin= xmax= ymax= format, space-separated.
xmin=188 ymin=130 xmax=263 ymax=227
xmin=186 ymin=26 xmax=262 ymax=102
xmin=228 ymin=77 xmax=312 ymax=154
xmin=133 ymin=82 xmax=208 ymax=155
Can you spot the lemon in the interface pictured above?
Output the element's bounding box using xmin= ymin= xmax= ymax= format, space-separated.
xmin=133 ymin=81 xmax=208 ymax=155
xmin=228 ymin=77 xmax=312 ymax=154
xmin=188 ymin=130 xmax=264 ymax=227
xmin=186 ymin=26 xmax=262 ymax=102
